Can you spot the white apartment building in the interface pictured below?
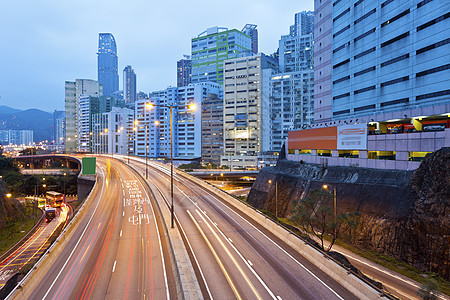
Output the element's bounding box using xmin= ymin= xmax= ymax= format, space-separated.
xmin=221 ymin=53 xmax=279 ymax=169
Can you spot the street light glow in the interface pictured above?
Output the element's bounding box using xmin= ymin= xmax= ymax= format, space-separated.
xmin=154 ymin=120 xmax=160 ymax=125
xmin=6 ymin=193 xmax=12 ymax=198
xmin=323 ymin=184 xmax=328 ymax=189
xmin=145 ymin=103 xmax=153 ymax=110
xmin=188 ymin=103 xmax=196 ymax=110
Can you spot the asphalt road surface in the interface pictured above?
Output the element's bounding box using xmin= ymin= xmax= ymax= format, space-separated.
xmin=27 ymin=157 xmax=174 ymax=300
xmin=126 ymin=157 xmax=358 ymax=300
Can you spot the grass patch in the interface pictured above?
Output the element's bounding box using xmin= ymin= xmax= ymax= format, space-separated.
xmin=0 ymin=218 xmax=37 ymax=258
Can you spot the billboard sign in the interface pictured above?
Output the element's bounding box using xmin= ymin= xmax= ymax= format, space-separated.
xmin=337 ymin=124 xmax=367 ymax=150
xmin=82 ymin=157 xmax=96 ymax=175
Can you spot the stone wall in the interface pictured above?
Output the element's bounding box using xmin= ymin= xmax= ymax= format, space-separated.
xmin=247 ymin=148 xmax=449 ymax=280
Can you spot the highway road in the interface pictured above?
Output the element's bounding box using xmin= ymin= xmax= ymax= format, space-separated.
xmin=0 ymin=205 xmax=69 ymax=289
xmin=125 ymin=157 xmax=359 ymax=300
xmin=26 ymin=157 xmax=174 ymax=299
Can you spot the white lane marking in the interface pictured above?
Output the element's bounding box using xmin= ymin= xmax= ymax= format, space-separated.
xmin=43 ymin=166 xmax=106 ymax=300
xmin=196 ymin=187 xmax=345 ymax=300
xmin=248 ymin=260 xmax=253 ymax=266
xmin=229 ymin=238 xmax=233 ymax=243
xmin=139 ymin=177 xmax=170 ymax=300
xmin=146 ymin=178 xmax=213 ymax=300
xmin=123 ymin=211 xmax=125 ymax=217
xmin=277 ymin=296 xmax=282 ymax=300
xmin=148 ymin=162 xmax=342 ymax=299
xmin=120 ymin=230 xmax=122 ymax=237
xmin=112 ymin=260 xmax=117 ymax=272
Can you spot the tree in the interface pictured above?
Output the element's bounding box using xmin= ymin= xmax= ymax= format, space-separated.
xmin=290 ymin=189 xmax=359 ymax=252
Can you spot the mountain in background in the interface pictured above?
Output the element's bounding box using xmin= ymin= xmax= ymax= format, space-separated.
xmin=0 ymin=106 xmax=54 ymax=142
xmin=0 ymin=105 xmax=23 ymax=115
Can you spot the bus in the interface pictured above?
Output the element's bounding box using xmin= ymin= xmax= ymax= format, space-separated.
xmin=25 ymin=196 xmax=47 ymax=208
xmin=46 ymin=191 xmax=64 ymax=208
xmin=45 ymin=207 xmax=56 ymax=222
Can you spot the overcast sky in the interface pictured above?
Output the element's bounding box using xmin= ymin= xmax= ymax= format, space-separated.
xmin=0 ymin=0 xmax=313 ymax=112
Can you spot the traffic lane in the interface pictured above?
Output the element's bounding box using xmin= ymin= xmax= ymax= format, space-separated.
xmin=50 ymin=163 xmax=120 ymax=299
xmin=0 ymin=205 xmax=68 ymax=287
xmin=139 ymin=166 xmax=239 ymax=299
xmin=145 ymin=167 xmax=276 ymax=299
xmin=144 ymin=161 xmax=357 ymax=300
xmin=104 ymin=158 xmax=170 ymax=300
xmin=27 ymin=162 xmax=109 ymax=299
xmin=180 ymin=176 xmax=358 ymax=300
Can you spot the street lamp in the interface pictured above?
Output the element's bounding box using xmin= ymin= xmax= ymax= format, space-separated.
xmin=147 ymin=101 xmax=196 ymax=228
xmin=269 ymin=179 xmax=278 ymax=218
xmin=322 ymin=184 xmax=337 ymax=217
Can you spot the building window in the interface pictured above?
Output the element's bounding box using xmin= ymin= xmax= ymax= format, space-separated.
xmin=333 ymin=43 xmax=347 ymax=53
xmin=381 ymin=98 xmax=409 ymax=107
xmin=381 ymin=53 xmax=409 ymax=67
xmin=354 ymin=47 xmax=376 ymax=59
xmin=417 ymin=0 xmax=433 ymax=8
xmin=381 ymin=32 xmax=409 ymax=48
xmin=416 ymin=38 xmax=450 ymax=55
xmin=333 ymin=8 xmax=350 ymax=22
xmin=380 ymin=76 xmax=409 ymax=87
xmin=333 ymin=25 xmax=350 ymax=38
xmin=416 ymin=90 xmax=450 ymax=101
xmin=333 ymin=109 xmax=350 ymax=116
xmin=381 ymin=9 xmax=410 ymax=28
xmin=333 ymin=92 xmax=350 ymax=100
xmin=354 ymin=28 xmax=376 ymax=42
xmin=354 ymin=66 xmax=376 ymax=77
xmin=416 ymin=64 xmax=450 ymax=78
xmin=333 ymin=58 xmax=350 ymax=69
xmin=333 ymin=0 xmax=343 ymax=6
xmin=381 ymin=0 xmax=394 ymax=8
xmin=333 ymin=75 xmax=350 ymax=85
xmin=354 ymin=104 xmax=375 ymax=112
xmin=354 ymin=85 xmax=376 ymax=94
xmin=417 ymin=12 xmax=450 ymax=31
xmin=354 ymin=8 xmax=376 ymax=25
xmin=354 ymin=0 xmax=364 ymax=7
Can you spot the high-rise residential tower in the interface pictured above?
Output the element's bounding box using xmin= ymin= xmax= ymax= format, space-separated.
xmin=98 ymin=33 xmax=119 ymax=96
xmin=65 ymin=79 xmax=102 ymax=152
xmin=177 ymin=56 xmax=192 ymax=87
xmin=279 ymin=11 xmax=314 ymax=73
xmin=123 ymin=65 xmax=137 ymax=103
xmin=191 ymin=27 xmax=252 ymax=85
xmin=242 ymin=24 xmax=258 ymax=54
xmin=221 ymin=53 xmax=279 ymax=169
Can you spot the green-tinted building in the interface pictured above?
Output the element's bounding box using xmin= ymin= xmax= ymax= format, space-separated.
xmin=191 ymin=27 xmax=252 ymax=85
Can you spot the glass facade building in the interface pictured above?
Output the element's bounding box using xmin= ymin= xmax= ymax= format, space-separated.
xmin=98 ymin=33 xmax=119 ymax=96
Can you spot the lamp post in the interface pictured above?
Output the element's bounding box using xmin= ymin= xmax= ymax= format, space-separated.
xmin=147 ymin=102 xmax=196 ymax=228
xmin=269 ymin=179 xmax=278 ymax=218
xmin=322 ymin=184 xmax=336 ymax=218
xmin=63 ymin=172 xmax=67 ymax=202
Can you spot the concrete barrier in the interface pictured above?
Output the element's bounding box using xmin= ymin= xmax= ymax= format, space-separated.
xmin=173 ymin=168 xmax=385 ymax=299
xmin=7 ymin=174 xmax=99 ymax=300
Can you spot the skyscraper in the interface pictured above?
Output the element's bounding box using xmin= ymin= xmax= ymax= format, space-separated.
xmin=177 ymin=56 xmax=192 ymax=87
xmin=242 ymin=24 xmax=258 ymax=54
xmin=313 ymin=0 xmax=449 ymax=123
xmin=123 ymin=65 xmax=137 ymax=103
xmin=279 ymin=11 xmax=314 ymax=73
xmin=222 ymin=54 xmax=279 ymax=169
xmin=65 ymin=79 xmax=102 ymax=152
xmin=98 ymin=33 xmax=119 ymax=96
xmin=191 ymin=27 xmax=252 ymax=85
